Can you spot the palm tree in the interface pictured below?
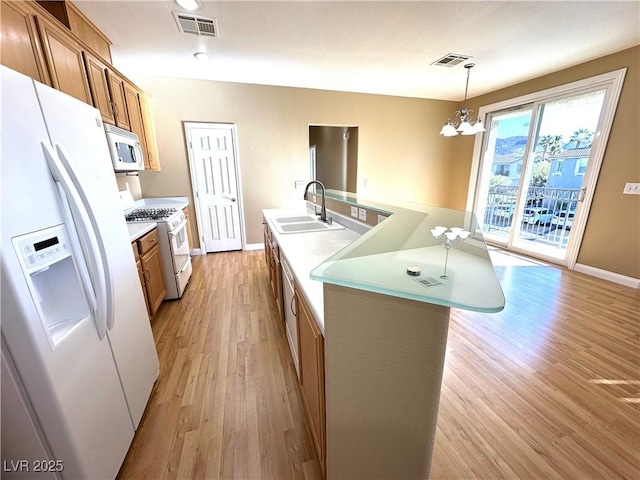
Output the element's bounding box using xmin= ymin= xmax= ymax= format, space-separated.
xmin=570 ymin=128 xmax=593 ymax=148
xmin=537 ymin=134 xmax=563 ymax=161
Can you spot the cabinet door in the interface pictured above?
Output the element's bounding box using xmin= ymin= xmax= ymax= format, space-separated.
xmin=67 ymin=1 xmax=112 ymax=63
xmin=83 ymin=51 xmax=115 ymax=124
xmin=35 ymin=14 xmax=91 ymax=104
xmin=124 ymin=81 xmax=148 ymax=165
xmin=297 ymin=289 xmax=326 ymax=472
xmin=272 ymin=248 xmax=284 ymax=321
xmin=142 ymin=245 xmax=166 ymax=317
xmin=1 ymin=0 xmax=50 ymax=85
xmin=263 ymin=224 xmax=272 ymax=269
xmin=136 ymin=258 xmax=151 ymax=318
xmin=139 ymin=94 xmax=161 ymax=171
xmin=106 ymin=70 xmax=130 ymax=130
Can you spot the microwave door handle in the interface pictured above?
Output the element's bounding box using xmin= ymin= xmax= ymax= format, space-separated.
xmin=135 ymin=142 xmax=144 ymax=170
xmin=42 ymin=142 xmax=110 ymax=338
xmin=55 ymin=144 xmax=114 ymax=332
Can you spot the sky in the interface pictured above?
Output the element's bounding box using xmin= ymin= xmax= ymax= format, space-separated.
xmin=493 ymin=90 xmax=605 ymax=143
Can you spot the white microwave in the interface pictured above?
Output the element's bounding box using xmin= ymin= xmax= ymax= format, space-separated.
xmin=104 ymin=124 xmax=144 ymax=171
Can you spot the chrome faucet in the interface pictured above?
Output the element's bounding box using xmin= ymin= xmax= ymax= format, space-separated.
xmin=303 ymin=180 xmax=328 ymax=222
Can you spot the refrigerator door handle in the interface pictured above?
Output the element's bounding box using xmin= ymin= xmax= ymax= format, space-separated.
xmin=41 ymin=142 xmax=110 ymax=339
xmin=55 ymin=182 xmax=98 ymax=314
xmin=54 ymin=144 xmax=115 ymax=332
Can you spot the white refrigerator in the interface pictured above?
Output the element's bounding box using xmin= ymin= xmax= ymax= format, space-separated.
xmin=1 ymin=66 xmax=160 ymax=478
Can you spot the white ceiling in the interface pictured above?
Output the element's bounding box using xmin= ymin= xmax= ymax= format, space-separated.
xmin=74 ymin=1 xmax=640 ymax=101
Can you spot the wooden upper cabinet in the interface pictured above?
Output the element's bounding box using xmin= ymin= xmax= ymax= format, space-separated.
xmin=83 ymin=51 xmax=115 ymax=124
xmin=36 ymin=0 xmax=111 ymax=63
xmin=66 ymin=2 xmax=111 ymax=63
xmin=1 ymin=0 xmax=50 ymax=85
xmin=35 ymin=14 xmax=91 ymax=104
xmin=123 ymin=81 xmax=148 ymax=164
xmin=106 ymin=70 xmax=130 ymax=130
xmin=139 ymin=94 xmax=161 ymax=171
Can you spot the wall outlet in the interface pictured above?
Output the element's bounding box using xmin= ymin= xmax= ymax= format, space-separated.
xmin=623 ymin=182 xmax=640 ymax=195
xmin=358 ymin=208 xmax=367 ymax=222
xmin=295 ymin=180 xmax=305 ymax=189
xmin=351 ymin=206 xmax=358 ymax=218
xmin=312 ymin=195 xmax=317 ymax=203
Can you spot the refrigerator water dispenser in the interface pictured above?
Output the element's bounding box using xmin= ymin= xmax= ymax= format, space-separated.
xmin=12 ymin=224 xmax=91 ymax=350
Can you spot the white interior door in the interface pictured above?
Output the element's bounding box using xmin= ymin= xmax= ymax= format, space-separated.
xmin=186 ymin=124 xmax=243 ymax=253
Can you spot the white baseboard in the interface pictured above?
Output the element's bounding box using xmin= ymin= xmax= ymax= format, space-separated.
xmin=244 ymin=243 xmax=265 ymax=251
xmin=190 ymin=248 xmax=202 ymax=256
xmin=573 ymin=263 xmax=640 ymax=289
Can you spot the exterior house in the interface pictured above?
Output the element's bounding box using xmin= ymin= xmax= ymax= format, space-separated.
xmin=491 ymin=154 xmax=523 ymax=186
xmin=546 ymin=147 xmax=592 ymax=189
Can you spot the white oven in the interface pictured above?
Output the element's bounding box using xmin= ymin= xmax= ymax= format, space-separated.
xmin=167 ymin=216 xmax=192 ymax=298
xmin=125 ymin=207 xmax=192 ymax=300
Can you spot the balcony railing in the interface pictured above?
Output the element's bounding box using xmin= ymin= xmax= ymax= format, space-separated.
xmin=483 ymin=186 xmax=581 ymax=248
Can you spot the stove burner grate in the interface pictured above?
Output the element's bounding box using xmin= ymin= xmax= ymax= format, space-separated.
xmin=125 ymin=207 xmax=177 ymax=222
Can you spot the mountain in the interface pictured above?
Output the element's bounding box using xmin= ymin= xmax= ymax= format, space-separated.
xmin=495 ymin=136 xmax=528 ymax=155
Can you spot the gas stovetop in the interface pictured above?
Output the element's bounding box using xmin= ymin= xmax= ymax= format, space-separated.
xmin=125 ymin=207 xmax=177 ymax=222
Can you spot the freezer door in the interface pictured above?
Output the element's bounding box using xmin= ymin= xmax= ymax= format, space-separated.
xmin=34 ymin=77 xmax=160 ymax=429
xmin=1 ymin=340 xmax=57 ymax=480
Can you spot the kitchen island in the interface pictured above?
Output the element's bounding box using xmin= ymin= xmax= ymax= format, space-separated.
xmin=264 ymin=191 xmax=505 ymax=479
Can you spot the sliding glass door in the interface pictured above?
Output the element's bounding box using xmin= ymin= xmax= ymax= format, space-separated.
xmin=471 ymin=69 xmax=626 ymax=266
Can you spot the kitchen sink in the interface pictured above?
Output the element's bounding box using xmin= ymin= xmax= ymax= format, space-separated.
xmin=275 ymin=215 xmax=316 ymax=223
xmin=272 ymin=216 xmax=345 ymax=234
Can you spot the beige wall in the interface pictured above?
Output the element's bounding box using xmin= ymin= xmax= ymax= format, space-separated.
xmin=456 ymin=46 xmax=639 ymax=278
xmin=133 ymin=76 xmax=456 ymax=246
xmin=133 ymin=45 xmax=638 ymax=279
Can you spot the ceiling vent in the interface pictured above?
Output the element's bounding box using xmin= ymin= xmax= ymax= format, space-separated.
xmin=431 ymin=54 xmax=472 ymax=67
xmin=173 ymin=12 xmax=219 ymax=38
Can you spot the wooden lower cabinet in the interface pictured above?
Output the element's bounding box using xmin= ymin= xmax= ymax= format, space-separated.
xmin=263 ymin=220 xmax=283 ymax=321
xmin=296 ymin=287 xmax=326 ymax=476
xmin=133 ymin=228 xmax=166 ymax=318
xmin=263 ymin=216 xmax=326 ymax=474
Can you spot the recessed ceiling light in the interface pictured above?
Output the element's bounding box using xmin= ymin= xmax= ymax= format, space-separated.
xmin=194 ymin=52 xmax=211 ymax=61
xmin=175 ymin=0 xmax=200 ymax=11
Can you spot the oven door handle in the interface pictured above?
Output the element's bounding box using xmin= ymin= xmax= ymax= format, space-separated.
xmin=168 ymin=219 xmax=188 ymax=237
xmin=178 ymin=255 xmax=191 ymax=272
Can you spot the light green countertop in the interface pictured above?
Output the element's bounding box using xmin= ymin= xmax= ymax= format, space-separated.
xmin=310 ymin=191 xmax=505 ymax=313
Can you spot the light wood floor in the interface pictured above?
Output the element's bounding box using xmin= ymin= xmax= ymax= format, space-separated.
xmin=117 ymin=249 xmax=640 ymax=480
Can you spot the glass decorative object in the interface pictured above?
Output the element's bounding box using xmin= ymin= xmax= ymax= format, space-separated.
xmin=431 ymin=226 xmax=471 ymax=279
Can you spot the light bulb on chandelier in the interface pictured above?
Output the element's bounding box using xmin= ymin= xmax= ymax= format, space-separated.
xmin=439 ymin=63 xmax=486 ymax=137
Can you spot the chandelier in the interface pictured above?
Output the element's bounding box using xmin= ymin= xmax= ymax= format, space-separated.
xmin=439 ymin=63 xmax=485 ymax=137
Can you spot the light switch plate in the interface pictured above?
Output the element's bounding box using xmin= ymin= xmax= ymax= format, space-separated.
xmin=358 ymin=208 xmax=367 ymax=221
xmin=351 ymin=206 xmax=358 ymax=218
xmin=623 ymin=182 xmax=640 ymax=194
